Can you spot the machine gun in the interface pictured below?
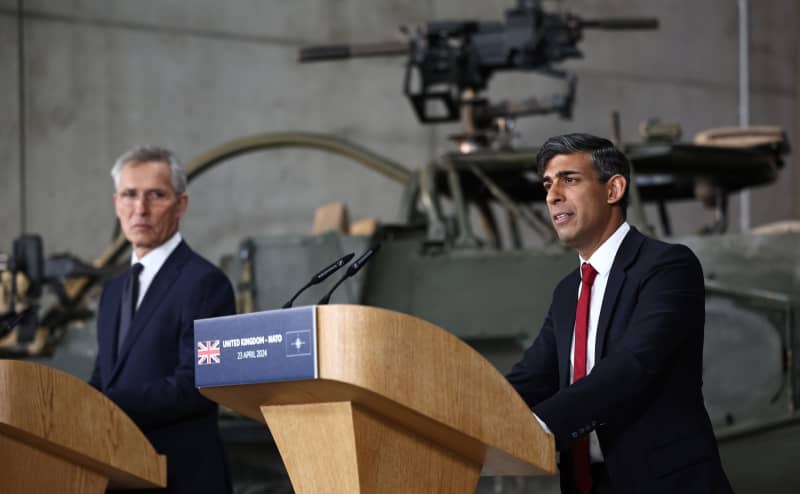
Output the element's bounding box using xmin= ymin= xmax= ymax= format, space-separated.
xmin=0 ymin=234 xmax=103 ymax=355
xmin=300 ymin=0 xmax=657 ymax=147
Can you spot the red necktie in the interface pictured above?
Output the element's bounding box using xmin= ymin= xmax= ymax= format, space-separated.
xmin=573 ymin=262 xmax=597 ymax=494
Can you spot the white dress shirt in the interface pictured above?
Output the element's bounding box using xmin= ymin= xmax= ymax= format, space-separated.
xmin=130 ymin=231 xmax=183 ymax=309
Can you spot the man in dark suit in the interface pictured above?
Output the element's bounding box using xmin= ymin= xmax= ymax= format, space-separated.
xmin=89 ymin=145 xmax=234 ymax=493
xmin=507 ymin=134 xmax=732 ymax=494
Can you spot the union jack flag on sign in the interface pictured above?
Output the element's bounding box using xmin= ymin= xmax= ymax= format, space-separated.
xmin=197 ymin=340 xmax=221 ymax=365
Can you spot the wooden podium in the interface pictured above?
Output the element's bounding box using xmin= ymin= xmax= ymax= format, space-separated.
xmin=0 ymin=360 xmax=166 ymax=493
xmin=200 ymin=305 xmax=556 ymax=493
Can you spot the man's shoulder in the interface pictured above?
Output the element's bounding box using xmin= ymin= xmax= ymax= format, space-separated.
xmin=180 ymin=243 xmax=214 ymax=268
xmin=637 ymin=232 xmax=699 ymax=264
xmin=625 ymin=230 xmax=703 ymax=283
xmin=179 ymin=244 xmax=227 ymax=278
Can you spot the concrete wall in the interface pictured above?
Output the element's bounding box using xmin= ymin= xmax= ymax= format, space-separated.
xmin=0 ymin=0 xmax=798 ymax=264
xmin=1 ymin=6 xmax=21 ymax=239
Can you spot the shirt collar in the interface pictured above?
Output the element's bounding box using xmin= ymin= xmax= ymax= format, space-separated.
xmin=579 ymin=222 xmax=630 ymax=278
xmin=131 ymin=231 xmax=183 ymax=273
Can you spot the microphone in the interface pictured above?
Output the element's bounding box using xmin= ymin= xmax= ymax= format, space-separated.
xmin=318 ymin=244 xmax=381 ymax=305
xmin=282 ymin=252 xmax=355 ymax=309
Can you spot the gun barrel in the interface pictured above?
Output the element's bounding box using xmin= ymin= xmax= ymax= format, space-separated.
xmin=581 ymin=18 xmax=659 ymax=30
xmin=299 ymin=41 xmax=408 ymax=63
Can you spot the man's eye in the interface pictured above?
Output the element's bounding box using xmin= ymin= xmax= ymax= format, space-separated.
xmin=121 ymin=191 xmax=137 ymax=199
xmin=145 ymin=191 xmax=169 ymax=201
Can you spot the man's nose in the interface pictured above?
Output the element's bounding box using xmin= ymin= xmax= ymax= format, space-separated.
xmin=132 ymin=196 xmax=150 ymax=213
xmin=546 ymin=184 xmax=563 ymax=205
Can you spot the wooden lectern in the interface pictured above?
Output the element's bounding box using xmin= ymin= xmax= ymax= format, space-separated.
xmin=200 ymin=305 xmax=556 ymax=493
xmin=0 ymin=360 xmax=166 ymax=493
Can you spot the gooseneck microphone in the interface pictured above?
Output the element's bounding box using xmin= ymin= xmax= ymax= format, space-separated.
xmin=318 ymin=244 xmax=381 ymax=305
xmin=282 ymin=252 xmax=355 ymax=308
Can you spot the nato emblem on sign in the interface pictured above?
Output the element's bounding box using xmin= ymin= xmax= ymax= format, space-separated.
xmin=286 ymin=330 xmax=312 ymax=357
xmin=194 ymin=306 xmax=317 ymax=388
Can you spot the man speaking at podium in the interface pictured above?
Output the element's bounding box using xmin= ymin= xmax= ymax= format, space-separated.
xmin=506 ymin=134 xmax=732 ymax=494
xmin=89 ymin=146 xmax=235 ymax=493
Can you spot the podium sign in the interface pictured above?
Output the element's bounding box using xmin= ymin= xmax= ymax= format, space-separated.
xmin=194 ymin=306 xmax=317 ymax=387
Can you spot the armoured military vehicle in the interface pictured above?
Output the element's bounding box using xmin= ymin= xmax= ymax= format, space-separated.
xmin=1 ymin=1 xmax=796 ymax=492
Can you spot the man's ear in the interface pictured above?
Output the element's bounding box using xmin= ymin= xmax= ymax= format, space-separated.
xmin=606 ymin=175 xmax=627 ymax=206
xmin=176 ymin=193 xmax=189 ymax=219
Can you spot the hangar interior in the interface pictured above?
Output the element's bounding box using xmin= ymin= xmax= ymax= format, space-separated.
xmin=1 ymin=2 xmax=800 ymax=494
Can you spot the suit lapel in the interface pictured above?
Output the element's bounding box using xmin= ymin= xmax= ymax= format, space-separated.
xmin=109 ymin=241 xmax=191 ymax=385
xmin=556 ymin=270 xmax=580 ymax=388
xmin=594 ymin=227 xmax=645 ymax=361
xmin=99 ymin=277 xmax=124 ymax=388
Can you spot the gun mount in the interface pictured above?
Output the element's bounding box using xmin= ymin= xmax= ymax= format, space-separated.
xmin=300 ymin=0 xmax=657 ymax=148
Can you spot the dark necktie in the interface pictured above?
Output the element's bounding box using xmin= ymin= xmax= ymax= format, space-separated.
xmin=573 ymin=262 xmax=597 ymax=494
xmin=117 ymin=262 xmax=144 ymax=355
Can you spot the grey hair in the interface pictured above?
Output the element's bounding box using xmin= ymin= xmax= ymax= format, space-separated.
xmin=110 ymin=145 xmax=187 ymax=194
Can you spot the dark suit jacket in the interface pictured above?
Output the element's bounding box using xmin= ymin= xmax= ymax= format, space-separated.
xmin=507 ymin=227 xmax=732 ymax=494
xmin=90 ymin=241 xmax=235 ymax=494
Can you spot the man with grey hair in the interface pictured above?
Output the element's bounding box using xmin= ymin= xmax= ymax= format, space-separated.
xmin=90 ymin=145 xmax=235 ymax=494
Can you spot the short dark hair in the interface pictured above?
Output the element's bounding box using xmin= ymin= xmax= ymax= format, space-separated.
xmin=535 ymin=133 xmax=631 ymax=217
